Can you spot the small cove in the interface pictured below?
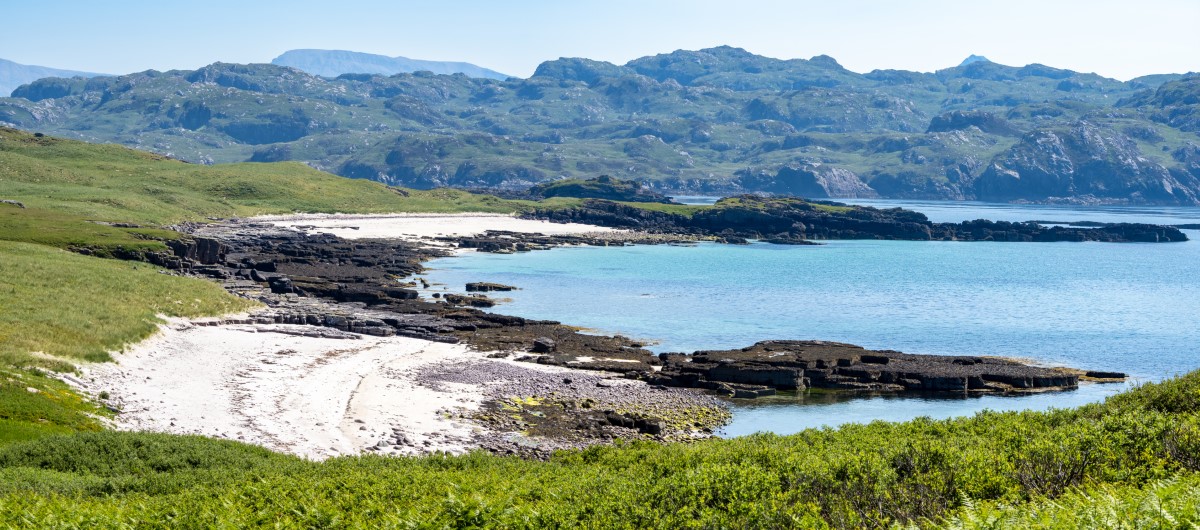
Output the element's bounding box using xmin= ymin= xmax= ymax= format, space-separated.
xmin=423 ymin=201 xmax=1200 ymax=435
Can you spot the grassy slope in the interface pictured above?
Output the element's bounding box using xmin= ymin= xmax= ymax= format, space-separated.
xmin=0 ymin=127 xmax=529 ymax=227
xmin=0 ymin=240 xmax=256 ymax=366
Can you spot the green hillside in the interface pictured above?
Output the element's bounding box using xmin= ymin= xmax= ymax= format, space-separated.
xmin=3 ymin=48 xmax=1199 ymax=204
xmin=0 ymin=127 xmax=525 ymax=227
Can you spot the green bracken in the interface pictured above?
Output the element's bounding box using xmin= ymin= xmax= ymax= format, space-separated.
xmin=3 ymin=374 xmax=1200 ymax=527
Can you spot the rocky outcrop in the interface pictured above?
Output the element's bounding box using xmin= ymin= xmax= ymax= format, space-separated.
xmin=974 ymin=122 xmax=1200 ymax=205
xmin=529 ymin=175 xmax=672 ymax=203
xmin=736 ymin=163 xmax=878 ymax=198
xmin=466 ymin=282 xmax=517 ymax=292
xmin=218 ymin=113 xmax=310 ymax=145
xmin=529 ymin=196 xmax=1188 ymax=243
xmin=926 ymin=110 xmax=1019 ymax=136
xmin=1119 ymin=76 xmax=1200 ymax=133
xmin=531 ymin=58 xmax=635 ymax=85
xmin=165 ymin=237 xmax=226 ymax=265
xmin=524 ymin=336 xmax=1119 ymax=399
xmin=643 ymin=341 xmax=1102 ymax=397
xmin=125 ymin=221 xmax=1127 ymax=427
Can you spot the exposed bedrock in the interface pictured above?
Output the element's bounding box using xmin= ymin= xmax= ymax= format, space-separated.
xmin=528 ymin=340 xmax=1114 ymax=399
xmin=650 ymin=341 xmax=1097 ymax=396
xmin=528 ymin=196 xmax=1188 ymax=242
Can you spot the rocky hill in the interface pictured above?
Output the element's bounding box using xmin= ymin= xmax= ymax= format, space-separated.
xmin=271 ymin=49 xmax=509 ymax=80
xmin=1 ymin=47 xmax=1197 ymax=204
xmin=0 ymin=58 xmax=106 ymax=98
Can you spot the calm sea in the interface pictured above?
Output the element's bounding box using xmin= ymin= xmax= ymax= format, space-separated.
xmin=422 ymin=200 xmax=1200 ymax=435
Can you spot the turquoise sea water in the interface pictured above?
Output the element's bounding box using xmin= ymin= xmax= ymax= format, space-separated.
xmin=423 ymin=201 xmax=1200 ymax=435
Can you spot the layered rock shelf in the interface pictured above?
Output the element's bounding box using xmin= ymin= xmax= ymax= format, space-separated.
xmin=651 ymin=341 xmax=1101 ymax=398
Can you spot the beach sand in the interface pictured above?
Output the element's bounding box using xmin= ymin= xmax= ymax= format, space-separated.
xmin=72 ymin=213 xmax=641 ymax=459
xmin=251 ymin=212 xmax=624 ymax=242
xmin=78 ymin=317 xmax=608 ymax=460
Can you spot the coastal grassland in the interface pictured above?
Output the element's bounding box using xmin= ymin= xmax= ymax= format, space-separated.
xmin=0 ymin=240 xmax=255 ymax=365
xmin=0 ymin=240 xmax=256 ymax=443
xmin=7 ymin=128 xmax=1200 ymax=526
xmin=0 ymin=204 xmax=179 ymax=255
xmin=0 ymin=127 xmax=529 ymax=226
xmin=0 ymin=130 xmax=616 ymax=450
xmin=3 ymin=372 xmax=1200 ymax=528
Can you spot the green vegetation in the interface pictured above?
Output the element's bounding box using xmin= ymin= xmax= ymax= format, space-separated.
xmin=3 ymin=372 xmax=1200 ymax=527
xmin=0 ymin=240 xmax=256 ymax=445
xmin=0 ymin=127 xmax=528 ymax=228
xmin=0 ymin=204 xmax=179 ymax=255
xmin=530 ymin=175 xmax=670 ymax=203
xmin=0 ymin=127 xmax=533 ymax=448
xmin=0 ymin=240 xmax=255 ymax=367
xmin=615 ymin=201 xmax=706 ymax=216
xmin=931 ymin=476 xmax=1200 ymax=529
xmin=3 ymin=49 xmax=1198 ymax=203
xmin=2 ymin=127 xmax=1199 ymax=526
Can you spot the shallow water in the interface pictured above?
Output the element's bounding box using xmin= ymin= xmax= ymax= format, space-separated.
xmin=423 ymin=201 xmax=1200 ymax=435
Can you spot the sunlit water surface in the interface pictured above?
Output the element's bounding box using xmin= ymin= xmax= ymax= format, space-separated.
xmin=424 ymin=200 xmax=1200 ymax=435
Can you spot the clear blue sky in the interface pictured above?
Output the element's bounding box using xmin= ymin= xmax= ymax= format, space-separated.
xmin=3 ymin=0 xmax=1197 ymax=80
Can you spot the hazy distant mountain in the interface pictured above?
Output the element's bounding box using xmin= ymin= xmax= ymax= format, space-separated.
xmin=271 ymin=49 xmax=509 ymax=80
xmin=4 ymin=47 xmax=1199 ymax=205
xmin=959 ymin=54 xmax=990 ymax=67
xmin=0 ymin=58 xmax=106 ymax=97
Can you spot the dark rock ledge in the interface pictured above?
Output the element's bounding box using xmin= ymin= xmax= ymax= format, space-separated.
xmin=526 ymin=196 xmax=1189 ymax=243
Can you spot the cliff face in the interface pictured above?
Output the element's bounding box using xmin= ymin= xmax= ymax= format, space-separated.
xmin=737 ymin=163 xmax=878 ymax=198
xmin=973 ymin=122 xmax=1199 ymax=205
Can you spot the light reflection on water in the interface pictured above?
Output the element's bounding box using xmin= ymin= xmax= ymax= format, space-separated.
xmin=424 ymin=200 xmax=1200 ymax=434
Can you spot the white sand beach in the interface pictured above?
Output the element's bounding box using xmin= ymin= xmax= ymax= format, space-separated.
xmin=72 ymin=213 xmax=633 ymax=459
xmin=78 ymin=317 xmax=602 ymax=460
xmin=251 ymin=212 xmax=624 ymax=242
xmin=78 ymin=319 xmax=475 ymax=459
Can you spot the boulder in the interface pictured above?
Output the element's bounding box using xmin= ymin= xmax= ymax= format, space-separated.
xmin=531 ymin=337 xmax=557 ymax=353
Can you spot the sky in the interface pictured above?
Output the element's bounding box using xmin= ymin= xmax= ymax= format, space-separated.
xmin=2 ymin=0 xmax=1197 ymax=81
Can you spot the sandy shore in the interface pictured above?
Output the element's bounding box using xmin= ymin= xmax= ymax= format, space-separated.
xmin=251 ymin=212 xmax=624 ymax=242
xmin=77 ymin=317 xmax=615 ymax=460
xmin=72 ymin=214 xmax=719 ymax=459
